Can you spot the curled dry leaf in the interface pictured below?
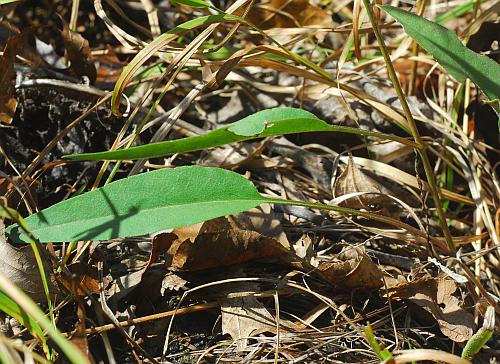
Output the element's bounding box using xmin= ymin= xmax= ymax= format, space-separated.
xmin=317 ymin=245 xmax=383 ymax=290
xmin=387 ymin=275 xmax=474 ymax=342
xmin=161 ymin=273 xmax=188 ymax=293
xmin=333 ymin=154 xmax=387 ymax=210
xmin=58 ymin=18 xmax=97 ymax=83
xmin=0 ymin=221 xmax=59 ymax=303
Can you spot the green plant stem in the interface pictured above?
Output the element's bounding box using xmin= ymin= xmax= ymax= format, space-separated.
xmin=361 ymin=0 xmax=455 ymax=255
xmin=408 ymin=0 xmax=426 ymax=95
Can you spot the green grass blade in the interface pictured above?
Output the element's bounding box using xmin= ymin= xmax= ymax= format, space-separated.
xmin=363 ymin=324 xmax=394 ymax=361
xmin=6 ymin=166 xmax=267 ymax=243
xmin=171 ymin=0 xmax=211 ymax=8
xmin=380 ymin=5 xmax=500 ymax=102
xmin=65 ymin=108 xmax=414 ymax=161
xmin=0 ymin=293 xmax=45 ymax=343
xmin=436 ymin=0 xmax=487 ymax=25
xmin=0 ymin=274 xmax=88 ymax=363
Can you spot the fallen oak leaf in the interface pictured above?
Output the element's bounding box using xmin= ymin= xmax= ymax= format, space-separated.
xmin=387 ymin=275 xmax=474 ymax=342
xmin=220 ymin=282 xmax=277 ymax=350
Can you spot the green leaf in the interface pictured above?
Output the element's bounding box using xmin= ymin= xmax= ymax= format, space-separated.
xmin=435 ymin=0 xmax=487 ymax=25
xmin=462 ymin=306 xmax=495 ymax=360
xmin=227 ymin=107 xmax=316 ymax=136
xmin=6 ymin=166 xmax=268 ymax=243
xmin=6 ymin=166 xmax=434 ymax=252
xmin=65 ymin=108 xmax=414 ymax=161
xmin=380 ymin=5 xmax=500 ymax=101
xmin=171 ymin=0 xmax=211 ymax=8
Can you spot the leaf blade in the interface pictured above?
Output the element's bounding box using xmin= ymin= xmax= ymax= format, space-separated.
xmin=66 ymin=108 xmax=414 ymax=161
xmin=380 ymin=5 xmax=500 ymax=101
xmin=6 ymin=166 xmax=267 ymax=243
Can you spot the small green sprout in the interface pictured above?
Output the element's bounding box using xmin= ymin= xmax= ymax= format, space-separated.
xmin=462 ymin=306 xmax=495 ymax=361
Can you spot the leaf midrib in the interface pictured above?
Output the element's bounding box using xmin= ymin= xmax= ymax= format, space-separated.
xmin=26 ymin=197 xmax=267 ymax=234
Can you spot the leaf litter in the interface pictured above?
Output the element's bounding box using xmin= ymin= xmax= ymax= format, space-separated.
xmin=0 ymin=0 xmax=499 ymax=363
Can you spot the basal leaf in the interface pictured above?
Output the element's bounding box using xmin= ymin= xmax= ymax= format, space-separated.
xmin=380 ymin=5 xmax=500 ymax=101
xmin=6 ymin=166 xmax=267 ymax=243
xmin=5 ymin=166 xmax=443 ymax=255
xmin=66 ymin=108 xmax=414 ymax=161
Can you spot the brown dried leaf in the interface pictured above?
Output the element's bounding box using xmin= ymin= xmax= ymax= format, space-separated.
xmin=221 ymin=293 xmax=275 ymax=349
xmin=163 ymin=205 xmax=291 ymax=271
xmin=58 ymin=18 xmax=96 ymax=82
xmin=0 ymin=36 xmax=18 ymax=125
xmin=333 ymin=154 xmax=386 ymax=209
xmin=203 ymin=48 xmax=248 ymax=89
xmin=317 ymin=245 xmax=383 ymax=289
xmin=247 ymin=0 xmax=334 ymax=29
xmin=199 ymin=142 xmax=265 ymax=168
xmin=70 ymin=303 xmax=91 ymax=363
xmin=388 ymin=275 xmax=474 ymax=342
xmin=0 ymin=221 xmax=59 ymax=302
xmin=56 ymin=262 xmax=100 ymax=297
xmin=148 ymin=232 xmax=177 ymax=268
xmin=95 ymin=48 xmax=128 ymax=84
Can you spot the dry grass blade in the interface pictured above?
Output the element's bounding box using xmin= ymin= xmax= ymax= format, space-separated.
xmin=94 ymin=0 xmax=146 ymax=48
xmin=393 ymin=349 xmax=470 ymax=364
xmin=340 ymin=156 xmax=474 ymax=206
